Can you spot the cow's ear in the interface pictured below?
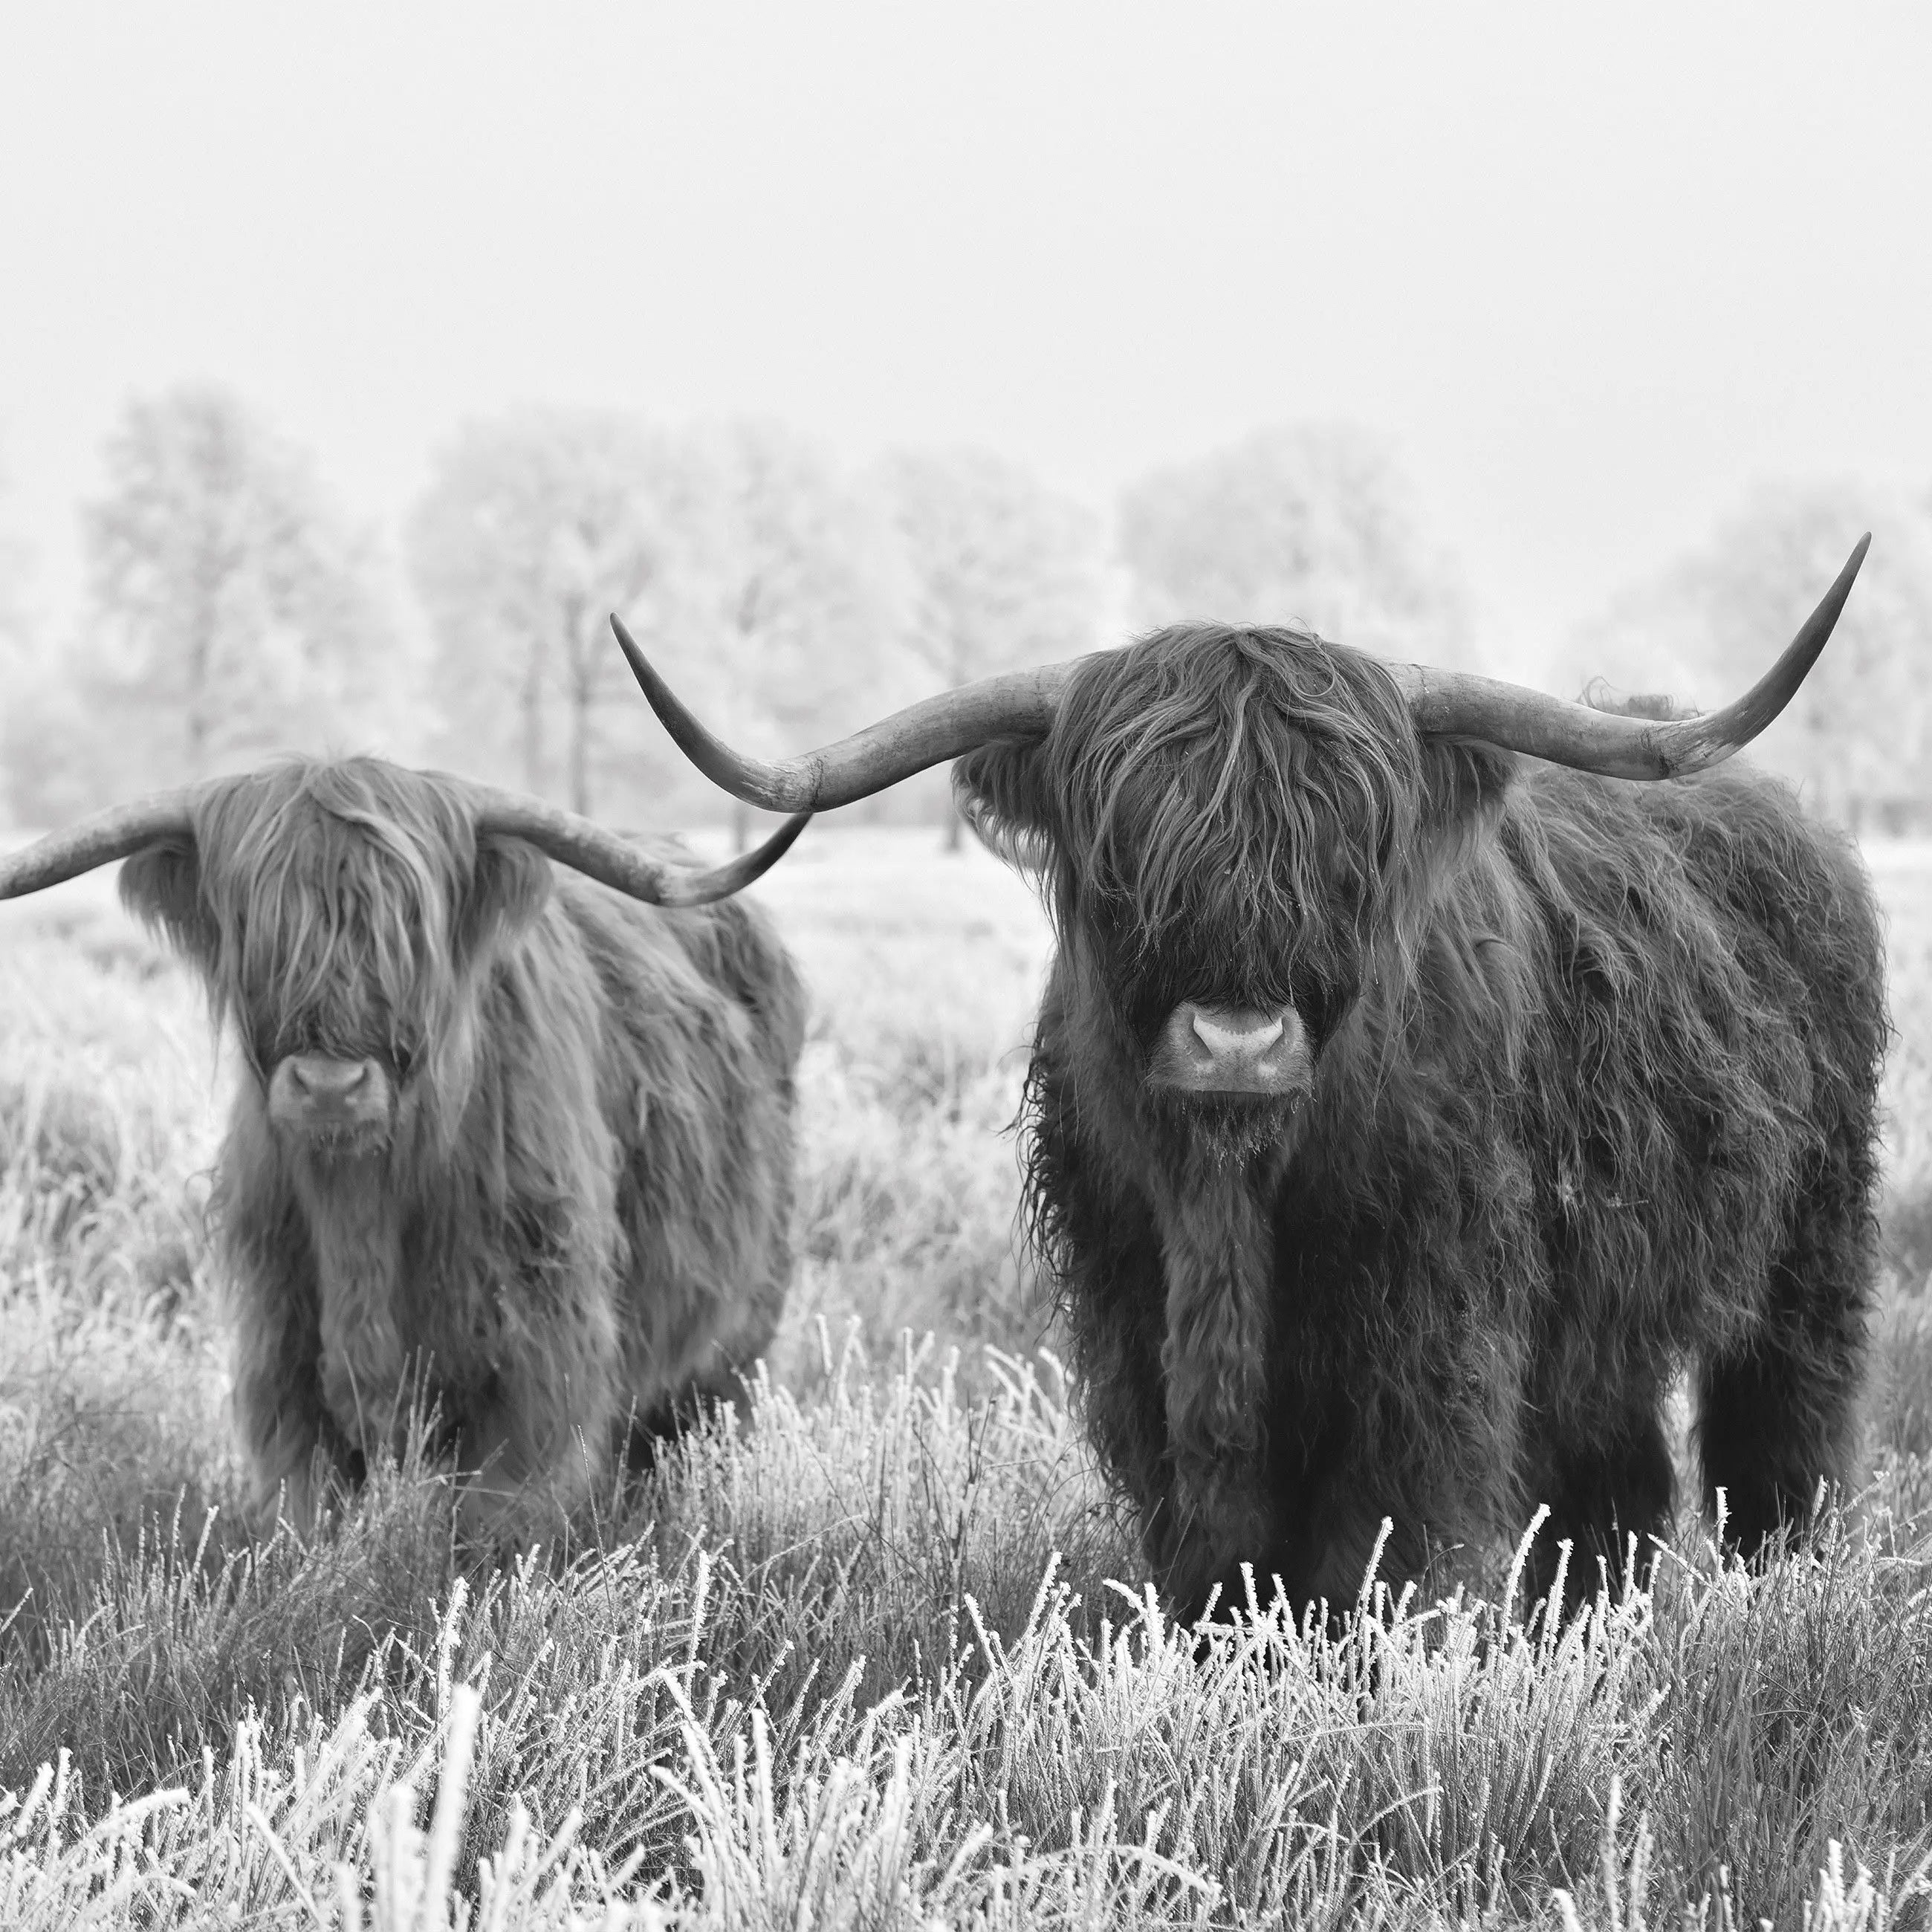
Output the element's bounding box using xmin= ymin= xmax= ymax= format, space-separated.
xmin=119 ymin=840 xmax=219 ymax=977
xmin=1419 ymin=739 xmax=1516 ymax=832
xmin=458 ymin=832 xmax=554 ymax=964
xmin=953 ymin=739 xmax=1059 ymax=872
xmin=1416 ymin=739 xmax=1517 ymax=871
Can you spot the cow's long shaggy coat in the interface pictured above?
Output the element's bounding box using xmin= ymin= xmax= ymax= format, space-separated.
xmin=956 ymin=625 xmax=1888 ymax=1621
xmin=120 ymin=759 xmax=806 ymax=1538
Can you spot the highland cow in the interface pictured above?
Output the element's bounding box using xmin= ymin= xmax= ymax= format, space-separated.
xmin=610 ymin=537 xmax=1888 ymax=1622
xmin=0 ymin=760 xmax=810 ymax=1540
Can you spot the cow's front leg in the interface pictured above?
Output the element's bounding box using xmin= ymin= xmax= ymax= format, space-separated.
xmin=450 ymin=1286 xmax=624 ymax=1546
xmin=229 ymin=1247 xmax=375 ymax=1532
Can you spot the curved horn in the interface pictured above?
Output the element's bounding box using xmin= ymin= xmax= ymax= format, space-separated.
xmin=0 ymin=785 xmax=211 ymax=899
xmin=611 ymin=615 xmax=1079 ymax=810
xmin=471 ymin=788 xmax=811 ymax=906
xmin=1387 ymin=536 xmax=1870 ymax=778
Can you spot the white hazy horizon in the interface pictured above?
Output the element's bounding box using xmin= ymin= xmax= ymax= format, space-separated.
xmin=4 ymin=3 xmax=1928 ymax=682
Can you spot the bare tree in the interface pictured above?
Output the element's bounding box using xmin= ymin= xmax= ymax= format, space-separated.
xmin=689 ymin=420 xmax=912 ymax=849
xmin=0 ymin=450 xmax=27 ymax=666
xmin=409 ymin=409 xmax=707 ymax=817
xmin=80 ymin=386 xmax=407 ymax=788
xmin=1118 ymin=424 xmax=1469 ymax=661
xmin=1568 ymin=484 xmax=1932 ymax=833
xmin=0 ymin=451 xmax=44 ymax=826
xmin=876 ymin=447 xmax=1105 ymax=847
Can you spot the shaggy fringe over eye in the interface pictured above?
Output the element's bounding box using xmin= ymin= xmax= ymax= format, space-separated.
xmin=1040 ymin=626 xmax=1424 ymax=1022
xmin=957 ymin=790 xmax=1057 ymax=882
xmin=188 ymin=759 xmax=475 ymax=1071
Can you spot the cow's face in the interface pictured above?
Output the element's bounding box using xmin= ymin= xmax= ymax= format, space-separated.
xmin=120 ymin=761 xmax=553 ymax=1155
xmin=956 ymin=626 xmax=1510 ymax=1139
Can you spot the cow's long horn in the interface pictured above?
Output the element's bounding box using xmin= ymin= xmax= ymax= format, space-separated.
xmin=472 ymin=788 xmax=811 ymax=906
xmin=0 ymin=780 xmax=804 ymax=910
xmin=611 ymin=615 xmax=1079 ymax=809
xmin=0 ymin=787 xmax=208 ymax=899
xmin=1388 ymin=536 xmax=1870 ymax=778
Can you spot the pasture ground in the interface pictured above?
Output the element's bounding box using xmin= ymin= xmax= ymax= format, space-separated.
xmin=1 ymin=824 xmax=1930 ymax=1928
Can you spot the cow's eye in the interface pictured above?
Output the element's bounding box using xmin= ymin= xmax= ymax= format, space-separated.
xmin=392 ymin=1044 xmax=418 ymax=1080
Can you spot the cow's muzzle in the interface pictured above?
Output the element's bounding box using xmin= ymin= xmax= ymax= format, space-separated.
xmin=268 ymin=1054 xmax=395 ymax=1144
xmin=1146 ymin=1002 xmax=1313 ymax=1098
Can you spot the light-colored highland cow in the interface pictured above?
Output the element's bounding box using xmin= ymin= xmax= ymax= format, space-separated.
xmin=0 ymin=760 xmax=809 ymax=1539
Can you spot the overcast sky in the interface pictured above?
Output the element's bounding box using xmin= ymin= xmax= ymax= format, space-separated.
xmin=3 ymin=4 xmax=1928 ymax=674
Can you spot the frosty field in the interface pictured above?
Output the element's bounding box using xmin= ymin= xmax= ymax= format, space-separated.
xmin=2 ymin=824 xmax=1931 ymax=1929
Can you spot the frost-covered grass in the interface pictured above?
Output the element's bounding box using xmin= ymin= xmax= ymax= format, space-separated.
xmin=6 ymin=1439 xmax=1932 ymax=1928
xmin=2 ymin=826 xmax=1931 ymax=1927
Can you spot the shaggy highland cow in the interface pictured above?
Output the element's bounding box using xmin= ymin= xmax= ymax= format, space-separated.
xmin=0 ymin=761 xmax=809 ymax=1539
xmin=611 ymin=537 xmax=1888 ymax=1621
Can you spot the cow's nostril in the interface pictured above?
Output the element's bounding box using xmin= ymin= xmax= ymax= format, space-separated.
xmin=1192 ymin=1011 xmax=1286 ymax=1057
xmin=290 ymin=1057 xmax=372 ymax=1099
xmin=1149 ymin=1003 xmax=1309 ymax=1099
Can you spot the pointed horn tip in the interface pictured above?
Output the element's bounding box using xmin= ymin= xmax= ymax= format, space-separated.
xmin=660 ymin=808 xmax=812 ymax=906
xmin=1815 ymin=533 xmax=1871 ymax=621
xmin=609 ymin=612 xmax=673 ymax=706
xmin=758 ymin=809 xmax=814 ymax=865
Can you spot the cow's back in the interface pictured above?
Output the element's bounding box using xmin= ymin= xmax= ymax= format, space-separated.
xmin=551 ymin=869 xmax=807 ymax=1422
xmin=1496 ymin=760 xmax=1887 ymax=1398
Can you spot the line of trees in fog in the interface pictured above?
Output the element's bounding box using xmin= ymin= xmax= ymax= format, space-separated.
xmin=1561 ymin=489 xmax=1932 ymax=835
xmin=2 ymin=387 xmax=1929 ymax=837
xmin=1 ymin=394 xmax=412 ymax=828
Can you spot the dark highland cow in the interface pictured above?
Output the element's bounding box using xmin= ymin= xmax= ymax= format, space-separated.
xmin=0 ymin=762 xmax=810 ymax=1540
xmin=612 ymin=537 xmax=1888 ymax=1622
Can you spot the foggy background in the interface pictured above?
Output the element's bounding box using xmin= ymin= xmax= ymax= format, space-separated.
xmin=3 ymin=4 xmax=1929 ymax=839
